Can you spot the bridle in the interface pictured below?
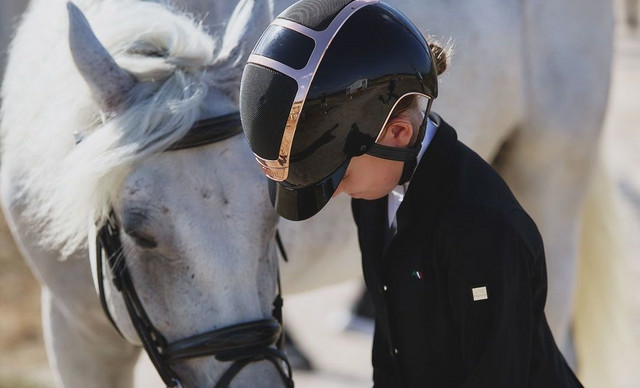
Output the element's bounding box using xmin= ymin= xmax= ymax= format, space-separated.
xmin=87 ymin=112 xmax=294 ymax=388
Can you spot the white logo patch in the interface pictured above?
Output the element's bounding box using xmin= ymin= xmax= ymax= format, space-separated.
xmin=472 ymin=286 xmax=488 ymax=301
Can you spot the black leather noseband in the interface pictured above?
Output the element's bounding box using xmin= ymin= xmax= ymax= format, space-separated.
xmin=91 ymin=112 xmax=294 ymax=388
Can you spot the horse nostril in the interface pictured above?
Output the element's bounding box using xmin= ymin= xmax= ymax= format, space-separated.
xmin=127 ymin=230 xmax=158 ymax=249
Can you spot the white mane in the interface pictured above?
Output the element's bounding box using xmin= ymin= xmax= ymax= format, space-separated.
xmin=1 ymin=0 xmax=240 ymax=257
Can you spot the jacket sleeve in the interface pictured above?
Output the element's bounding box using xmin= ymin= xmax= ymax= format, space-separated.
xmin=437 ymin=208 xmax=533 ymax=387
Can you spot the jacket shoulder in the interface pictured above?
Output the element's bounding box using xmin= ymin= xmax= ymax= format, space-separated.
xmin=434 ymin=204 xmax=543 ymax=268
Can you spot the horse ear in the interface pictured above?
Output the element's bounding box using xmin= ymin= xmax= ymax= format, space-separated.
xmin=67 ymin=2 xmax=135 ymax=111
xmin=216 ymin=0 xmax=272 ymax=84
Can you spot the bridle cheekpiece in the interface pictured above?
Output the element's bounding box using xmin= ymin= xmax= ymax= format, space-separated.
xmin=86 ymin=112 xmax=294 ymax=388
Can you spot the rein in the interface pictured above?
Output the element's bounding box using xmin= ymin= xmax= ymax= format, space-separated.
xmin=88 ymin=112 xmax=294 ymax=388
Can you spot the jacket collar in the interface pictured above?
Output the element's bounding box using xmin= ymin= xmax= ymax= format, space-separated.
xmin=395 ymin=112 xmax=458 ymax=236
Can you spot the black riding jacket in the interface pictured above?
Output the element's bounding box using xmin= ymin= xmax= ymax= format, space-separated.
xmin=352 ymin=113 xmax=582 ymax=388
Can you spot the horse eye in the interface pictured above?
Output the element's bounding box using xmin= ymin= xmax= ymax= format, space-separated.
xmin=126 ymin=230 xmax=158 ymax=249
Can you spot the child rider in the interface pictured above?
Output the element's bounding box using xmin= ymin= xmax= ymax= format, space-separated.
xmin=239 ymin=0 xmax=582 ymax=386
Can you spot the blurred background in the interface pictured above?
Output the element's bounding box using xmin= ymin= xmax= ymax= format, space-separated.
xmin=0 ymin=0 xmax=638 ymax=387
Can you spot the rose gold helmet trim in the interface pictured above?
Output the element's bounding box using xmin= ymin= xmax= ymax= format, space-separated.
xmin=247 ymin=0 xmax=379 ymax=181
xmin=374 ymin=92 xmax=433 ymax=143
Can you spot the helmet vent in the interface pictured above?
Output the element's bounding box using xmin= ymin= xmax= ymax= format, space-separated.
xmin=240 ymin=64 xmax=298 ymax=160
xmin=279 ymin=0 xmax=355 ymax=31
xmin=254 ymin=25 xmax=315 ymax=70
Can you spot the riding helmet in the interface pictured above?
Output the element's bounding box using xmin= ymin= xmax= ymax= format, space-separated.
xmin=240 ymin=0 xmax=438 ymax=221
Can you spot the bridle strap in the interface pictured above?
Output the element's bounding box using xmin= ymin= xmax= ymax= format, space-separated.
xmin=273 ymin=231 xmax=287 ymax=350
xmin=90 ymin=112 xmax=295 ymax=387
xmin=215 ymin=347 xmax=294 ymax=388
xmin=96 ymin=214 xmax=294 ymax=388
xmin=98 ymin=214 xmax=180 ymax=387
xmin=95 ymin=237 xmax=123 ymax=338
xmin=167 ymin=112 xmax=243 ymax=151
xmin=164 ymin=319 xmax=282 ymax=361
xmin=275 ymin=230 xmax=289 ymax=263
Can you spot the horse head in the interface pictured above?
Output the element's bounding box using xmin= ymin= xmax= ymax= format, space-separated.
xmin=65 ymin=1 xmax=285 ymax=386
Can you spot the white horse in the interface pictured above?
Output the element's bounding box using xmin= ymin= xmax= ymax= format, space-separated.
xmin=0 ymin=0 xmax=297 ymax=387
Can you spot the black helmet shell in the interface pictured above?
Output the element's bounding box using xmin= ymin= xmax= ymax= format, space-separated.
xmin=240 ymin=0 xmax=438 ymax=220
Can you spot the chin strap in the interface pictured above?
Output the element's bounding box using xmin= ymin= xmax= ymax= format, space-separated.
xmin=366 ymin=113 xmax=428 ymax=185
xmin=367 ymin=142 xmax=420 ymax=185
xmin=366 ymin=141 xmax=420 ymax=162
xmin=398 ymin=156 xmax=417 ymax=185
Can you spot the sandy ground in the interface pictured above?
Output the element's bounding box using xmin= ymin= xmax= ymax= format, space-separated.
xmin=1 ymin=6 xmax=639 ymax=388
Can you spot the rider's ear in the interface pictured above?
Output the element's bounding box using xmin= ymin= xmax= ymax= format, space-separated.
xmin=379 ymin=118 xmax=414 ymax=148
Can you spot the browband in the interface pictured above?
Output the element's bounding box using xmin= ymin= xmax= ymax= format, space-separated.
xmin=168 ymin=112 xmax=243 ymax=151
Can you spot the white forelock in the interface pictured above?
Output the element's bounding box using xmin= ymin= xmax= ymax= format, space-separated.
xmin=1 ymin=0 xmax=241 ymax=257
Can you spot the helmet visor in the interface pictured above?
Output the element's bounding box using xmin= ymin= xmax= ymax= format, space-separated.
xmin=268 ymin=160 xmax=349 ymax=221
